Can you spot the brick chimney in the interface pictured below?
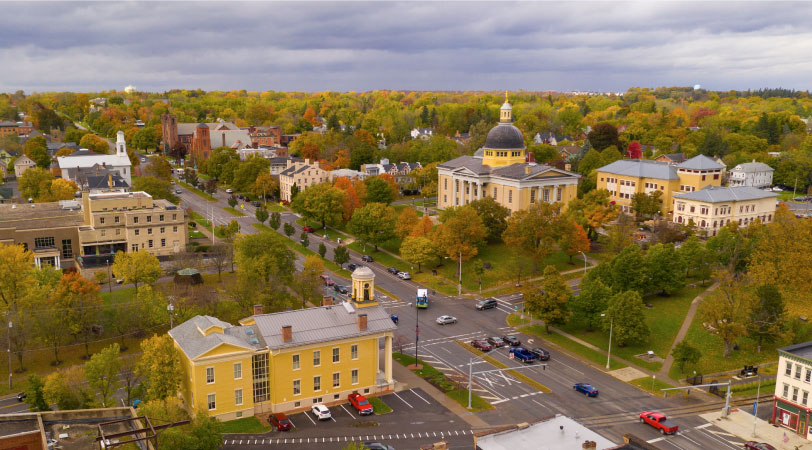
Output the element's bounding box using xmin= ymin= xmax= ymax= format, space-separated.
xmin=525 ymin=151 xmax=535 ymax=163
xmin=322 ymin=296 xmax=333 ymax=306
xmin=282 ymin=325 xmax=292 ymax=342
xmin=253 ymin=304 xmax=263 ymax=315
xmin=582 ymin=441 xmax=596 ymax=450
xmin=357 ymin=313 xmax=367 ymax=331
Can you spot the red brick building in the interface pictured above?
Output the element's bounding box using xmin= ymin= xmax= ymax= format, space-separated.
xmin=0 ymin=120 xmax=34 ymax=137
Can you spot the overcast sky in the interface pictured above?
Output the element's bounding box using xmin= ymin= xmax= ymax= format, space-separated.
xmin=1 ymin=1 xmax=810 ymax=93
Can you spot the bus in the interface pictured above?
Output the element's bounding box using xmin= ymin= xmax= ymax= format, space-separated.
xmin=416 ymin=288 xmax=429 ymax=309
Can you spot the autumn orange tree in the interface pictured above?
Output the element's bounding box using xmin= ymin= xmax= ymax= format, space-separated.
xmin=410 ymin=215 xmax=434 ymax=237
xmin=502 ymin=202 xmax=562 ymax=272
xmin=565 ymin=189 xmax=618 ymax=240
xmin=55 ymin=272 xmax=103 ymax=360
xmin=558 ymin=221 xmax=590 ymax=264
xmin=394 ymin=207 xmax=419 ymax=239
xmin=334 ymin=176 xmax=363 ymax=221
xmin=434 ymin=206 xmax=486 ymax=275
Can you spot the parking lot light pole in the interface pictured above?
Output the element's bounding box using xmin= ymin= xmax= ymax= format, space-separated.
xmin=578 ymin=251 xmax=587 ymax=275
xmin=601 ymin=313 xmax=613 ymax=369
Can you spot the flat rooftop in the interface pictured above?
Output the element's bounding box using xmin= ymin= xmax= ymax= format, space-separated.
xmin=0 ymin=203 xmax=83 ymax=230
xmin=89 ymin=191 xmax=152 ymax=200
xmin=475 ymin=414 xmax=617 ymax=450
xmin=780 ymin=341 xmax=812 ymax=361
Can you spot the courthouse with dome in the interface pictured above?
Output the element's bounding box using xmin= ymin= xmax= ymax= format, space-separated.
xmin=437 ymin=94 xmax=581 ymax=214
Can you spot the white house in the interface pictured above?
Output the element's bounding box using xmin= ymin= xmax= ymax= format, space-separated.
xmin=410 ymin=128 xmax=433 ymax=140
xmin=57 ymin=130 xmax=132 ymax=185
xmin=728 ymin=160 xmax=774 ymax=188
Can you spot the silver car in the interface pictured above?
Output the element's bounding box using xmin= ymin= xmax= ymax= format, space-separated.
xmin=436 ymin=315 xmax=457 ymax=325
xmin=397 ymin=272 xmax=411 ymax=280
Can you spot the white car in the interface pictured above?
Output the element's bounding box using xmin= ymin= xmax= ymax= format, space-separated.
xmin=436 ymin=315 xmax=457 ymax=325
xmin=311 ymin=403 xmax=331 ymax=420
xmin=397 ymin=272 xmax=411 ymax=280
xmin=225 ymin=188 xmax=234 ymax=194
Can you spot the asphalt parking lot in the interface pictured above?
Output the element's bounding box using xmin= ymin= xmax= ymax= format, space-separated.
xmin=222 ymin=388 xmax=474 ymax=449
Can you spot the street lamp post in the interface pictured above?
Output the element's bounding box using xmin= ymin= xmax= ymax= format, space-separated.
xmin=601 ymin=313 xmax=613 ymax=369
xmin=457 ymin=252 xmax=462 ymax=298
xmin=106 ymin=258 xmax=112 ymax=293
xmin=414 ymin=302 xmax=420 ymax=368
xmin=7 ymin=315 xmax=11 ymax=389
xmin=578 ymin=251 xmax=587 ymax=276
xmin=167 ymin=301 xmax=175 ymax=329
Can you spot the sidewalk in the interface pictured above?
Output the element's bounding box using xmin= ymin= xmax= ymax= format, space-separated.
xmin=390 ymin=357 xmax=490 ymax=430
xmin=657 ymin=281 xmax=719 ymax=379
xmin=700 ymin=408 xmax=812 ymax=449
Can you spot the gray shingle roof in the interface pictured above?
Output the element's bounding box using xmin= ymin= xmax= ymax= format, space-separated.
xmin=252 ymin=304 xmax=396 ymax=350
xmin=731 ymin=161 xmax=774 ymax=173
xmin=677 ymin=155 xmax=726 ymax=170
xmin=492 ymin=163 xmax=579 ymax=180
xmin=437 ymin=155 xmax=492 ymax=175
xmin=661 ymin=152 xmax=686 ymax=162
xmin=672 ymin=186 xmax=777 ymax=203
xmin=169 ymin=315 xmax=260 ymax=360
xmin=597 ymin=159 xmax=679 ymax=180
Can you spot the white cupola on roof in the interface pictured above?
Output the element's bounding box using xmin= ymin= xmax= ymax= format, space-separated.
xmin=116 ymin=130 xmax=126 ymax=156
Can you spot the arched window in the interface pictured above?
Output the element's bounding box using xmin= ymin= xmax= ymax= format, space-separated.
xmin=700 ymin=220 xmax=706 ymax=228
xmin=677 ymin=216 xmax=683 ymax=224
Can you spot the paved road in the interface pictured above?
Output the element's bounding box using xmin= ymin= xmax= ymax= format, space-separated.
xmin=0 ymin=394 xmax=30 ymax=414
xmin=175 ymin=179 xmax=759 ymax=449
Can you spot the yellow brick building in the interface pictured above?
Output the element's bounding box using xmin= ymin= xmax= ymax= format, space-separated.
xmin=437 ymin=94 xmax=580 ymax=214
xmin=169 ymin=268 xmax=395 ymax=421
xmin=595 ymin=155 xmax=725 ymax=215
xmin=672 ymin=186 xmax=778 ymax=236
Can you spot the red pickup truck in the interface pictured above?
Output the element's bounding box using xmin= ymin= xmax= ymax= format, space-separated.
xmin=348 ymin=392 xmax=374 ymax=416
xmin=639 ymin=411 xmax=678 ymax=435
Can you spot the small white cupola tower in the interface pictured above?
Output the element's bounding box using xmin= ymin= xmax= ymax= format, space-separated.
xmin=116 ymin=130 xmax=127 ymax=156
xmin=500 ymin=90 xmax=513 ymax=123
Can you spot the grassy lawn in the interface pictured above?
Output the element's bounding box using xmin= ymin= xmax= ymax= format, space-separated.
xmin=252 ymin=224 xmax=351 ymax=277
xmin=778 ymin=191 xmax=805 ymax=202
xmin=628 ymin=376 xmax=674 ymax=397
xmin=369 ymin=397 xmax=392 ymax=414
xmin=295 ymin=218 xmax=352 ymax=243
xmin=392 ymin=203 xmax=424 ymax=217
xmin=177 ymin=180 xmax=217 ymax=202
xmin=392 ymin=353 xmax=492 ymax=411
xmin=731 ymin=379 xmax=775 ymax=398
xmin=555 ymin=285 xmax=706 ymax=372
xmin=266 ymin=203 xmax=288 ymax=212
xmin=220 ymin=416 xmax=271 ymax=434
xmin=224 ymin=207 xmax=246 ymax=217
xmin=521 ymin=324 xmax=627 ymax=370
xmin=189 ymin=230 xmax=206 ymax=239
xmin=668 ymin=313 xmax=785 ymax=380
xmin=189 ymin=211 xmax=213 ymax=231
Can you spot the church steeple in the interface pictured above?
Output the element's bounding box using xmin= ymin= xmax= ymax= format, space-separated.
xmin=115 ymin=130 xmax=127 ymax=156
xmin=500 ymin=92 xmax=513 ymax=123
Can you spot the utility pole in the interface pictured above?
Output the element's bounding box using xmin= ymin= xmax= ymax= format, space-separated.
xmin=457 ymin=252 xmax=462 ymax=298
xmin=167 ymin=300 xmax=175 ymax=329
xmin=7 ymin=314 xmax=12 ymax=389
xmin=414 ymin=302 xmax=420 ymax=367
xmin=602 ymin=313 xmax=613 ymax=369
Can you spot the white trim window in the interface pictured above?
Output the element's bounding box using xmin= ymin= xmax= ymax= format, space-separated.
xmin=233 ymin=362 xmax=242 ymax=380
xmin=206 ymin=367 xmax=215 ymax=384
xmin=207 ymin=393 xmax=216 ymax=410
xmin=235 ymin=389 xmax=243 ymax=406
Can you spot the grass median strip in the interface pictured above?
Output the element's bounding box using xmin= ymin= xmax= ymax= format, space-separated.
xmin=392 ymin=352 xmax=492 ymax=411
xmin=369 ymin=397 xmax=392 ymax=414
xmin=224 ymin=207 xmax=246 ymax=217
xmin=177 ymin=180 xmax=217 ymax=202
xmin=628 ymin=376 xmax=675 ymax=397
xmin=455 ymin=340 xmax=552 ymax=393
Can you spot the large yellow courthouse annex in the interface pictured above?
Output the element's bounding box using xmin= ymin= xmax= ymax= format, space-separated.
xmin=169 ymin=267 xmax=395 ymax=421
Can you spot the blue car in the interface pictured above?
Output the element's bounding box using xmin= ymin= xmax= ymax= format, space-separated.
xmin=573 ymin=383 xmax=599 ymax=397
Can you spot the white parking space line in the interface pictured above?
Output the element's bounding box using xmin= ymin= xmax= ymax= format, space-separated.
xmin=531 ymin=398 xmax=551 ymax=411
xmin=288 ymin=417 xmax=296 ymax=428
xmin=330 ymin=415 xmax=337 ymax=422
xmin=303 ymin=411 xmax=316 ymax=425
xmin=409 ymin=388 xmax=431 ymax=404
xmin=393 ymin=392 xmax=413 ymax=408
xmin=340 ymin=404 xmax=356 ymax=419
xmin=695 ymin=423 xmax=712 ymax=429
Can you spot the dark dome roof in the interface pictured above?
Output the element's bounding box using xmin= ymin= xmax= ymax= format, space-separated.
xmin=484 ymin=123 xmax=525 ymax=150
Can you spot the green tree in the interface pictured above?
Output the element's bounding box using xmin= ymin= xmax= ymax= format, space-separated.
xmin=255 ymin=207 xmax=269 ymax=225
xmin=469 ymin=196 xmax=509 ymax=243
xmin=605 ymin=213 xmax=636 ymax=255
xmin=30 ymin=145 xmax=51 ymax=169
xmin=252 ymin=172 xmax=279 ymax=200
xmin=291 ymin=183 xmax=347 ymax=229
xmin=132 ymin=176 xmax=178 ymax=203
xmin=645 ymin=243 xmax=685 ymax=295
xmin=333 ymin=245 xmax=350 ymax=268
xmin=364 ymin=176 xmax=395 ymax=204
xmin=23 ymin=375 xmax=50 ymax=411
xmin=671 ymin=341 xmax=701 ymax=374
xmin=205 ymin=147 xmax=239 ymax=179
xmin=233 ymin=156 xmax=271 ymax=192
xmin=294 ymin=255 xmax=323 ymax=309
xmin=147 ymin=156 xmax=173 ymax=180
xmin=678 ymin=235 xmax=713 ymax=282
xmin=300 ymin=230 xmax=310 ymax=248
xmin=137 ymin=334 xmax=183 ymax=400
xmin=349 ymin=202 xmax=397 ymax=251
xmin=234 ymin=232 xmax=296 ymax=310
xmin=283 ymin=222 xmax=295 ymax=239
xmin=43 ymin=366 xmax=93 ymax=410
xmin=698 ymin=131 xmax=729 ymax=157
xmin=603 ymin=290 xmax=650 ymax=347
xmin=631 ymin=190 xmax=663 ymax=218
xmin=268 ymin=212 xmax=281 ymax=231
xmin=132 ymin=127 xmax=158 ymax=150
xmin=746 ymin=284 xmax=786 ymax=353
xmin=569 ymin=277 xmax=611 ymax=331
xmin=111 ymin=249 xmax=162 ymax=295
xmin=400 ymin=236 xmax=438 ymax=272
xmin=79 ymin=133 xmax=111 ymax=154
xmin=228 ymin=196 xmax=237 ymax=208
xmin=84 ymin=343 xmax=121 ymax=407
xmin=587 ymin=122 xmax=620 ymax=151
xmin=318 ymin=242 xmax=327 ymax=258
xmin=609 ymin=244 xmax=648 ymax=294
xmin=23 ymin=135 xmax=47 ymax=159
xmin=577 ymin=148 xmax=603 ymax=175
xmin=18 ymin=167 xmax=54 ymax=200
xmin=698 ymin=269 xmax=748 ymax=358
xmin=502 ymin=202 xmax=561 ymax=271
xmin=524 ymin=266 xmax=571 ymax=333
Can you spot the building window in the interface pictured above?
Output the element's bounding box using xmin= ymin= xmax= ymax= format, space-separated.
xmin=161 ymin=239 xmax=166 ymax=247
xmin=313 ymin=376 xmax=321 ymax=391
xmin=135 ymin=229 xmax=140 ymax=236
xmin=134 ymin=217 xmax=138 ymax=224
xmin=557 ymin=187 xmax=562 ymax=202
xmin=148 ymin=228 xmax=152 ymax=235
xmin=131 ymin=244 xmax=138 ymax=252
xmin=207 ymin=393 xmax=216 ymax=410
xmin=34 ymin=237 xmax=55 ymax=249
xmin=160 ymin=227 xmax=165 ymax=233
xmin=173 ymin=226 xmax=178 ymax=232
xmin=805 ymin=368 xmax=811 ymax=383
xmin=714 ymin=174 xmax=719 ymax=180
xmin=543 ymin=189 xmax=549 ymax=202
xmin=332 ymin=347 xmax=340 ymax=363
xmin=160 ymin=214 xmax=164 ymax=221
xmin=235 ymin=389 xmax=243 ymax=406
xmin=493 ymin=187 xmax=497 ymax=198
xmin=115 ymin=216 xmax=120 ymax=223
xmin=792 ymin=387 xmax=799 ymax=402
xmin=293 ymin=379 xmax=301 ymax=396
xmin=233 ymin=363 xmax=242 ymax=380
xmin=333 ymin=372 xmax=340 ymax=388
xmin=795 ymin=365 xmax=802 ymax=379
xmin=206 ymin=367 xmax=215 ymax=384
xmin=252 ymin=353 xmax=269 ymax=403
xmin=783 ymin=383 xmax=789 ymax=398
xmin=100 ymin=217 xmax=105 ymax=224
xmin=101 ymin=230 xmax=106 ymax=237
xmin=444 ymin=178 xmax=447 ymax=190
xmin=292 ymin=354 xmax=300 ymax=370
xmin=803 ymin=391 xmax=809 ymax=406
xmin=147 ymin=216 xmax=152 ymax=223
xmin=116 ymin=229 xmax=120 ymax=236
xmin=530 ymin=189 xmax=535 ymax=203
xmin=61 ymin=239 xmax=73 ymax=259
xmin=313 ymin=350 xmax=321 ymax=367
xmin=508 ymin=190 xmax=512 ymax=203
xmin=173 ymin=214 xmax=177 ymax=220
xmin=351 ymin=369 xmax=359 ymax=385
xmin=786 ymin=362 xmax=793 ymax=376
xmin=148 ymin=240 xmax=153 ymax=248
xmin=351 ymin=344 xmax=358 ymax=360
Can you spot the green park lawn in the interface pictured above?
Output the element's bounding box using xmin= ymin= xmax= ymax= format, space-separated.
xmin=220 ymin=416 xmax=271 ymax=433
xmin=554 ymin=285 xmax=706 ymax=372
xmin=223 ymin=207 xmax=246 ymax=217
xmin=520 ymin=324 xmax=628 ymax=370
xmin=628 ymin=376 xmax=675 ymax=397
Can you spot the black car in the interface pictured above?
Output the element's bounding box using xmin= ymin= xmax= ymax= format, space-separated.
xmin=502 ymin=335 xmax=521 ymax=347
xmin=486 ymin=336 xmax=508 ymax=348
xmin=334 ymin=285 xmax=349 ymax=294
xmin=476 ymin=298 xmax=498 ymax=310
xmin=16 ymin=392 xmax=25 ymax=402
xmin=387 ymin=267 xmax=399 ymax=274
xmin=347 ymin=263 xmax=358 ymax=272
xmin=252 ymin=201 xmax=262 ymax=207
xmin=361 ymin=255 xmax=374 ymax=262
xmin=529 ymin=347 xmax=550 ymax=360
xmin=236 ymin=194 xmax=244 ymax=200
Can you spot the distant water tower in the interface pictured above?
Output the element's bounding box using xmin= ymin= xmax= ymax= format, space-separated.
xmin=124 ymin=85 xmax=136 ymax=93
